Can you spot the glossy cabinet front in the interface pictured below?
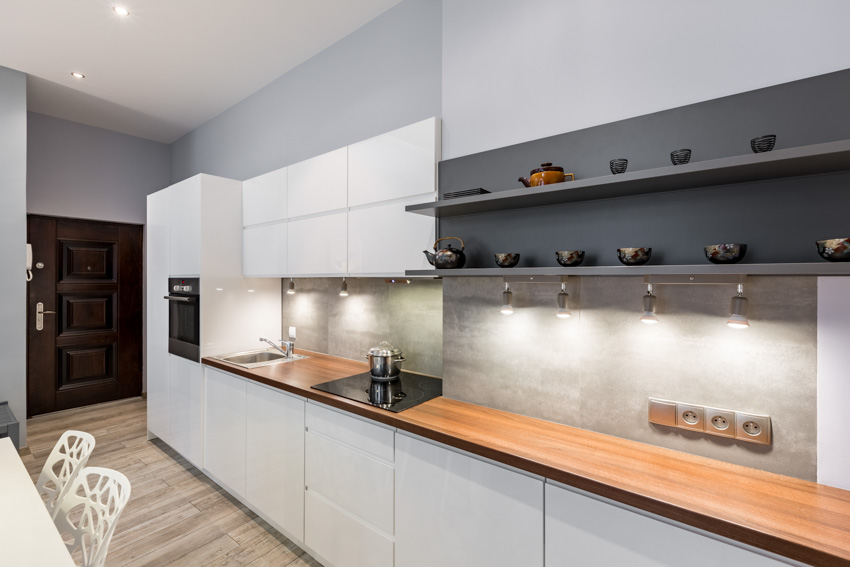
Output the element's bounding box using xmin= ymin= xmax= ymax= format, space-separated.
xmin=203 ymin=367 xmax=247 ymax=497
xmin=287 ymin=212 xmax=348 ymax=276
xmin=146 ymin=189 xmax=170 ymax=441
xmin=167 ymin=176 xmax=202 ymax=277
xmin=168 ymin=355 xmax=203 ymax=469
xmin=395 ymin=433 xmax=544 ymax=567
xmin=243 ymin=167 xmax=288 ymax=226
xmin=246 ymin=381 xmax=305 ymax=542
xmin=288 ymin=147 xmax=348 ymax=218
xmin=243 ymin=222 xmax=287 ymax=276
xmin=545 ymin=482 xmax=785 ymax=566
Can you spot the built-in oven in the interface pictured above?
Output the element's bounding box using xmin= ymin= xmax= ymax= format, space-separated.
xmin=165 ymin=277 xmax=200 ymax=362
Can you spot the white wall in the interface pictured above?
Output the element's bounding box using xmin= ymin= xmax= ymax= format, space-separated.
xmin=818 ymin=277 xmax=850 ymax=490
xmin=28 ymin=113 xmax=171 ymax=225
xmin=0 ymin=66 xmax=27 ymax=446
xmin=442 ymin=0 xmax=850 ymax=159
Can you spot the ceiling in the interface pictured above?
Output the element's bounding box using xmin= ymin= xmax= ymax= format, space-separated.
xmin=0 ymin=0 xmax=401 ymax=143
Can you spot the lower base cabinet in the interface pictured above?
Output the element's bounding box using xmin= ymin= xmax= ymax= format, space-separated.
xmin=246 ymin=381 xmax=305 ymax=542
xmin=168 ymin=356 xmax=203 ymax=468
xmin=203 ymin=367 xmax=247 ymax=497
xmin=544 ymin=482 xmax=787 ymax=566
xmin=395 ymin=433 xmax=544 ymax=567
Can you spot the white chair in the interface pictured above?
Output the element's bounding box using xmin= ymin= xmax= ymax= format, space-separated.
xmin=35 ymin=430 xmax=96 ymax=519
xmin=53 ymin=466 xmax=132 ymax=567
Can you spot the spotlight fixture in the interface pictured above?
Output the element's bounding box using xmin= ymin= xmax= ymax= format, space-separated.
xmin=113 ymin=6 xmax=130 ymax=16
xmin=286 ymin=278 xmax=296 ymax=295
xmin=727 ymin=283 xmax=749 ymax=329
xmin=339 ymin=278 xmax=349 ymax=297
xmin=556 ymin=282 xmax=571 ymax=318
xmin=500 ymin=282 xmax=513 ymax=315
xmin=640 ymin=283 xmax=659 ymax=324
xmin=71 ymin=72 xmax=85 ymax=79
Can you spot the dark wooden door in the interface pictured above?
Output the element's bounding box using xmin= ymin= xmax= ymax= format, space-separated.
xmin=27 ymin=215 xmax=143 ymax=417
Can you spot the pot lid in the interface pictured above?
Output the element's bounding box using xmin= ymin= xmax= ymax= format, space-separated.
xmin=530 ymin=162 xmax=564 ymax=174
xmin=368 ymin=341 xmax=402 ymax=357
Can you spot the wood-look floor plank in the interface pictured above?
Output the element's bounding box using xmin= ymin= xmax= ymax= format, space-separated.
xmin=26 ymin=397 xmax=319 ymax=567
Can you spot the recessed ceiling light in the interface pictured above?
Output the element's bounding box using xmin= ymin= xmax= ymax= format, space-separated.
xmin=113 ymin=6 xmax=130 ymax=16
xmin=71 ymin=72 xmax=85 ymax=79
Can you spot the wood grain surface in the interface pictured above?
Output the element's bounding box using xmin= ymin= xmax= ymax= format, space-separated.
xmin=203 ymin=352 xmax=850 ymax=566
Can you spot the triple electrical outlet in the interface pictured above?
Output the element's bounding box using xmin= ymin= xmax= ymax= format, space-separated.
xmin=648 ymin=398 xmax=771 ymax=445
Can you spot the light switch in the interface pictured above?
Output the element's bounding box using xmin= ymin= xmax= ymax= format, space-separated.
xmin=648 ymin=398 xmax=677 ymax=427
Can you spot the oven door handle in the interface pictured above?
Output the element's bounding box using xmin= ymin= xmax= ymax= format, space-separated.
xmin=163 ymin=295 xmax=197 ymax=302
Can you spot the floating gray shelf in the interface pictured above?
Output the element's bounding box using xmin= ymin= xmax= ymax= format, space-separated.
xmin=406 ymin=139 xmax=850 ymax=218
xmin=406 ymin=263 xmax=850 ymax=277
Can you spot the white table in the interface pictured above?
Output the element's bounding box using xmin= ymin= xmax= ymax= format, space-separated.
xmin=0 ymin=437 xmax=76 ymax=566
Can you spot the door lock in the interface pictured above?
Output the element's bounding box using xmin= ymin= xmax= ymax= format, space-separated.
xmin=36 ymin=302 xmax=56 ymax=331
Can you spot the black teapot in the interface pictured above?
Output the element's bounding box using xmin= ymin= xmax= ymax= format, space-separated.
xmin=423 ymin=237 xmax=466 ymax=269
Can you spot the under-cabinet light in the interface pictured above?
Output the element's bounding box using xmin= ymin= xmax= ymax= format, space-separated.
xmin=640 ymin=283 xmax=659 ymax=324
xmin=287 ymin=278 xmax=296 ymax=295
xmin=500 ymin=282 xmax=513 ymax=315
xmin=727 ymin=284 xmax=749 ymax=329
xmin=339 ymin=278 xmax=349 ymax=297
xmin=556 ymin=282 xmax=571 ymax=318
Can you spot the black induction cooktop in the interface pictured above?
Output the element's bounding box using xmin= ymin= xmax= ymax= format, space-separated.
xmin=312 ymin=371 xmax=442 ymax=412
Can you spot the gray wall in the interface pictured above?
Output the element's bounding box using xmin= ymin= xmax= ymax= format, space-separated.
xmin=27 ymin=112 xmax=171 ymax=225
xmin=0 ymin=66 xmax=28 ymax=446
xmin=282 ymin=278 xmax=442 ymax=378
xmin=443 ymin=276 xmax=817 ymax=480
xmin=170 ymin=0 xmax=441 ymax=183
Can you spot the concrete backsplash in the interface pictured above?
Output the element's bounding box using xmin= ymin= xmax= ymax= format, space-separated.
xmin=282 ymin=278 xmax=443 ymax=377
xmin=442 ymin=276 xmax=817 ymax=480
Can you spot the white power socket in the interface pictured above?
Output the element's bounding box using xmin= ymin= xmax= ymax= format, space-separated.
xmin=704 ymin=407 xmax=736 ymax=438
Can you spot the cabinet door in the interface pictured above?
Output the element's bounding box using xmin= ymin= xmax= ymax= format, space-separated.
xmin=146 ymin=190 xmax=170 ymax=440
xmin=168 ymin=356 xmax=204 ymax=468
xmin=348 ymin=117 xmax=439 ymax=207
xmin=204 ymin=367 xmax=247 ymax=498
xmin=395 ymin=433 xmax=544 ymax=567
xmin=287 ymin=212 xmax=347 ymax=276
xmin=167 ymin=176 xmax=202 ymax=276
xmin=545 ymin=482 xmax=785 ymax=566
xmin=246 ymin=382 xmax=305 ymax=542
xmin=243 ymin=222 xmax=287 ymax=276
xmin=243 ymin=167 xmax=287 ymax=227
xmin=287 ymin=147 xmax=347 ymax=218
xmin=348 ymin=196 xmax=435 ymax=275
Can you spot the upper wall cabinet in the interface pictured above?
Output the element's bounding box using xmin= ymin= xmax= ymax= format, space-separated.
xmin=243 ymin=167 xmax=288 ymax=227
xmin=348 ymin=117 xmax=440 ymax=207
xmin=288 ymin=147 xmax=348 ymax=218
xmin=288 ymin=212 xmax=348 ymax=276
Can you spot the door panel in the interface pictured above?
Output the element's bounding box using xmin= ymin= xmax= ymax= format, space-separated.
xmin=27 ymin=216 xmax=143 ymax=416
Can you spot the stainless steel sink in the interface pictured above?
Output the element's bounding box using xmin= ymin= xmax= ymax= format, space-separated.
xmin=211 ymin=348 xmax=307 ymax=369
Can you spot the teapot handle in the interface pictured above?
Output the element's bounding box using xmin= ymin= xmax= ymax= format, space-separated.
xmin=433 ymin=236 xmax=465 ymax=251
xmin=564 ymin=173 xmax=575 ymax=181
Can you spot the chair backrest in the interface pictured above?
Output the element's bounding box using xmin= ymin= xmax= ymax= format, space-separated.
xmin=35 ymin=430 xmax=96 ymax=519
xmin=53 ymin=466 xmax=132 ymax=567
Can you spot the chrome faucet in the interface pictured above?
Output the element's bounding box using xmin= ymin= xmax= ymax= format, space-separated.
xmin=260 ymin=327 xmax=296 ymax=358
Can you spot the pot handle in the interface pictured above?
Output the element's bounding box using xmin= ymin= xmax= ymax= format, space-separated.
xmin=433 ymin=236 xmax=465 ymax=251
xmin=564 ymin=173 xmax=575 ymax=181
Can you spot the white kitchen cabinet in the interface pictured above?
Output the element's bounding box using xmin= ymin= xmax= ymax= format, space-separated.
xmin=168 ymin=355 xmax=204 ymax=468
xmin=243 ymin=166 xmax=288 ymax=227
xmin=348 ymin=195 xmax=435 ymax=275
xmin=304 ymin=403 xmax=395 ymax=567
xmin=243 ymin=222 xmax=287 ymax=276
xmin=287 ymin=212 xmax=347 ymax=276
xmin=246 ymin=382 xmax=305 ymax=542
xmin=545 ymin=482 xmax=787 ymax=566
xmin=395 ymin=432 xmax=544 ymax=567
xmin=167 ymin=176 xmax=202 ymax=276
xmin=348 ymin=117 xmax=440 ymax=207
xmin=287 ymin=147 xmax=348 ymax=218
xmin=204 ymin=367 xmax=247 ymax=498
xmin=146 ymin=189 xmax=170 ymax=441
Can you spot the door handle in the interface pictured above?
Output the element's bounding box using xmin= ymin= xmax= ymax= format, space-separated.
xmin=36 ymin=302 xmax=56 ymax=331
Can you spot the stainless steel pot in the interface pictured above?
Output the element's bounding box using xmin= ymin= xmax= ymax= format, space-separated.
xmin=366 ymin=341 xmax=405 ymax=381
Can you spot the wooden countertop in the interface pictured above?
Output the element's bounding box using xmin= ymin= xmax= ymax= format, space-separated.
xmin=203 ymin=351 xmax=850 ymax=566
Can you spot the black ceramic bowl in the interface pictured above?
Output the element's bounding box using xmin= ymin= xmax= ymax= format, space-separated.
xmin=555 ymin=250 xmax=585 ymax=267
xmin=617 ymin=247 xmax=652 ymax=266
xmin=670 ymin=149 xmax=691 ymax=165
xmin=816 ymin=238 xmax=850 ymax=262
xmin=609 ymin=159 xmax=628 ymax=175
xmin=751 ymin=135 xmax=776 ymax=153
xmin=704 ymin=244 xmax=748 ymax=264
xmin=494 ymin=253 xmax=520 ymax=268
